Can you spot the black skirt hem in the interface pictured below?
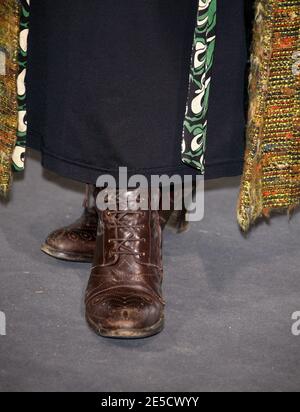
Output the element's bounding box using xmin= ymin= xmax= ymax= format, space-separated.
xmin=28 ymin=145 xmax=244 ymax=184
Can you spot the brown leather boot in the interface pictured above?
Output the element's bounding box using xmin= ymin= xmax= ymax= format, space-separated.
xmin=42 ymin=185 xmax=189 ymax=263
xmin=41 ymin=185 xmax=98 ymax=262
xmin=85 ymin=188 xmax=165 ymax=338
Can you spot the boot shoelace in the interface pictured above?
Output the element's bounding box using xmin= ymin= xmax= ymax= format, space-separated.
xmin=106 ymin=210 xmax=147 ymax=258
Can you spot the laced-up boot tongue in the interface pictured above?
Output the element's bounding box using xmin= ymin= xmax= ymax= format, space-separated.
xmin=100 ymin=188 xmax=152 ymax=261
xmin=106 ymin=209 xmax=147 ymax=259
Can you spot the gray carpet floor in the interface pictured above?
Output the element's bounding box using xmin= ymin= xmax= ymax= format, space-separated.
xmin=0 ymin=150 xmax=300 ymax=392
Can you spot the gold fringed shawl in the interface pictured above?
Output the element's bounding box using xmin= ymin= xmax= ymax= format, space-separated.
xmin=0 ymin=0 xmax=20 ymax=195
xmin=238 ymin=0 xmax=300 ymax=231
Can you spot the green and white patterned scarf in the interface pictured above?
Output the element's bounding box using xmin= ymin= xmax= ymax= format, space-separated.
xmin=12 ymin=0 xmax=29 ymax=172
xmin=182 ymin=0 xmax=217 ymax=173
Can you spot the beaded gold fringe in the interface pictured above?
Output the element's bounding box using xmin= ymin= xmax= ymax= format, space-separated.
xmin=0 ymin=0 xmax=20 ymax=196
xmin=238 ymin=0 xmax=300 ymax=231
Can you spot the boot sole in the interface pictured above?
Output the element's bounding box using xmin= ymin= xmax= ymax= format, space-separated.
xmin=41 ymin=244 xmax=93 ymax=263
xmin=86 ymin=315 xmax=165 ymax=339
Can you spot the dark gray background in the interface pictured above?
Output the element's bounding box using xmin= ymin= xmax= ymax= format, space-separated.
xmin=0 ymin=150 xmax=300 ymax=392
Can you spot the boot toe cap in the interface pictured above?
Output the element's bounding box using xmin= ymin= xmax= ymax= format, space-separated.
xmin=86 ymin=292 xmax=163 ymax=338
xmin=42 ymin=228 xmax=96 ymax=258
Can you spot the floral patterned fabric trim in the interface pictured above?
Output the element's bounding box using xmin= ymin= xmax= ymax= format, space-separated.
xmin=238 ymin=0 xmax=300 ymax=231
xmin=181 ymin=0 xmax=217 ymax=173
xmin=12 ymin=0 xmax=29 ymax=172
xmin=0 ymin=0 xmax=20 ymax=195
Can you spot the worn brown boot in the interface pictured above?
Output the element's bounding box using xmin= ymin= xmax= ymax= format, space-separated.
xmin=85 ymin=188 xmax=165 ymax=339
xmin=42 ymin=184 xmax=189 ymax=263
xmin=41 ymin=185 xmax=98 ymax=262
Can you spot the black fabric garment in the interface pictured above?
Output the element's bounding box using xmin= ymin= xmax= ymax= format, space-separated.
xmin=26 ymin=0 xmax=247 ymax=183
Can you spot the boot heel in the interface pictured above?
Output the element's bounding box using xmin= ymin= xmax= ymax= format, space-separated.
xmin=166 ymin=209 xmax=190 ymax=233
